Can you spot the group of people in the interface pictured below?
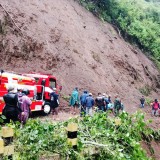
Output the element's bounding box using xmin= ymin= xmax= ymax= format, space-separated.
xmin=2 ymin=85 xmax=31 ymax=127
xmin=2 ymin=85 xmax=60 ymax=124
xmin=3 ymin=84 xmax=160 ymax=126
xmin=69 ymin=87 xmax=124 ymax=116
xmin=140 ymin=96 xmax=160 ymax=116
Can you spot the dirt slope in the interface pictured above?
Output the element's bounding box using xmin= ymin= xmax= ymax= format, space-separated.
xmin=0 ymin=0 xmax=160 ymax=112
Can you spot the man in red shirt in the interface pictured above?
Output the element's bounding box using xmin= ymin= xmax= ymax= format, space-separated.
xmin=152 ymin=99 xmax=160 ymax=116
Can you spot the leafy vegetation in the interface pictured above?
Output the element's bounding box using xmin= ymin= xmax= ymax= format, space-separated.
xmin=78 ymin=0 xmax=160 ymax=66
xmin=139 ymin=85 xmax=151 ymax=96
xmin=61 ymin=94 xmax=71 ymax=102
xmin=145 ymin=98 xmax=153 ymax=106
xmin=0 ymin=115 xmax=6 ymax=125
xmin=1 ymin=112 xmax=160 ymax=159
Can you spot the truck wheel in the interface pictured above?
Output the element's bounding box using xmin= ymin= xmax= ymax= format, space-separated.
xmin=43 ymin=102 xmax=51 ymax=115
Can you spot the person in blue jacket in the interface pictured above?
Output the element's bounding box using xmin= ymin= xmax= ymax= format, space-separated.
xmin=69 ymin=87 xmax=79 ymax=114
xmin=80 ymin=90 xmax=88 ymax=116
xmin=85 ymin=93 xmax=94 ymax=116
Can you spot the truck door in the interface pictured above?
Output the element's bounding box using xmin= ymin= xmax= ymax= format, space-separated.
xmin=29 ymin=85 xmax=44 ymax=112
xmin=34 ymin=85 xmax=45 ymax=100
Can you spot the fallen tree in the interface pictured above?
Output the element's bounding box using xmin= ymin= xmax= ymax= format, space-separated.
xmin=1 ymin=112 xmax=160 ymax=159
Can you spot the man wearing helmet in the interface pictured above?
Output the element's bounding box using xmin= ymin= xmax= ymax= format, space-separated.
xmin=2 ymin=85 xmax=21 ymax=123
xmin=50 ymin=88 xmax=59 ymax=120
xmin=19 ymin=88 xmax=32 ymax=126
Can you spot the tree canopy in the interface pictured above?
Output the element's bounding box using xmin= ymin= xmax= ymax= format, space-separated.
xmin=79 ymin=0 xmax=160 ymax=66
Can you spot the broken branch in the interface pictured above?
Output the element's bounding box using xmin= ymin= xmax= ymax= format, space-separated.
xmin=0 ymin=3 xmax=23 ymax=35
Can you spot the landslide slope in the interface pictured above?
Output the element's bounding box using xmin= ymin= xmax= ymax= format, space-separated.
xmin=0 ymin=0 xmax=160 ymax=111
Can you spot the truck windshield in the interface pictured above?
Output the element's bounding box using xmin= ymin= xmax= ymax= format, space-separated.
xmin=49 ymin=78 xmax=56 ymax=89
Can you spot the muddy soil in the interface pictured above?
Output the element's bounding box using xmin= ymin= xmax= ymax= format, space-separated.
xmin=1 ymin=0 xmax=160 ymax=111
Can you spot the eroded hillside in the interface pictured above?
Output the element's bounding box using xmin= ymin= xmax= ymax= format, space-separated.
xmin=0 ymin=0 xmax=160 ymax=111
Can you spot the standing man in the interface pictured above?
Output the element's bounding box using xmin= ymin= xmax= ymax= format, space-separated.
xmin=19 ymin=89 xmax=32 ymax=127
xmin=103 ymin=93 xmax=109 ymax=111
xmin=85 ymin=93 xmax=94 ymax=116
xmin=80 ymin=90 xmax=88 ymax=116
xmin=108 ymin=95 xmax=112 ymax=103
xmin=152 ymin=99 xmax=160 ymax=116
xmin=140 ymin=96 xmax=145 ymax=108
xmin=2 ymin=85 xmax=21 ymax=123
xmin=50 ymin=88 xmax=59 ymax=120
xmin=114 ymin=94 xmax=121 ymax=116
xmin=69 ymin=87 xmax=79 ymax=114
xmin=95 ymin=93 xmax=105 ymax=111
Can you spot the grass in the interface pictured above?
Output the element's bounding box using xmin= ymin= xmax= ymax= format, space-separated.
xmin=139 ymin=85 xmax=151 ymax=96
xmin=61 ymin=94 xmax=70 ymax=102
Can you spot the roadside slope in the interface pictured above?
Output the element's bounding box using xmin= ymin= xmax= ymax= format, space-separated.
xmin=0 ymin=0 xmax=160 ymax=111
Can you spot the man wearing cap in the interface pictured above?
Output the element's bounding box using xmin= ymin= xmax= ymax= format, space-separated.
xmin=2 ymin=85 xmax=21 ymax=123
xmin=50 ymin=88 xmax=59 ymax=120
xmin=95 ymin=93 xmax=105 ymax=111
xmin=85 ymin=93 xmax=94 ymax=116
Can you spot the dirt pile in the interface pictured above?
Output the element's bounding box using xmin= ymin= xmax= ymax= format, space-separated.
xmin=0 ymin=0 xmax=160 ymax=112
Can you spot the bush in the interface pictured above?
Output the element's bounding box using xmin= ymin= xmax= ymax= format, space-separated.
xmin=139 ymin=85 xmax=151 ymax=96
xmin=145 ymin=98 xmax=153 ymax=106
xmin=61 ymin=94 xmax=70 ymax=102
xmin=3 ymin=112 xmax=159 ymax=159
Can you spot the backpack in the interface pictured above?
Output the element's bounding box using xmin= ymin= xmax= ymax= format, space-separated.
xmin=95 ymin=96 xmax=104 ymax=106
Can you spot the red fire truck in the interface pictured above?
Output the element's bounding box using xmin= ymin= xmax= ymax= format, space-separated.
xmin=0 ymin=70 xmax=61 ymax=115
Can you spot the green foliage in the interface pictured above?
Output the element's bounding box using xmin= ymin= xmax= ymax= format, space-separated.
xmin=145 ymin=98 xmax=153 ymax=106
xmin=6 ymin=112 xmax=159 ymax=159
xmin=139 ymin=85 xmax=151 ymax=96
xmin=78 ymin=0 xmax=160 ymax=65
xmin=0 ymin=115 xmax=6 ymax=124
xmin=61 ymin=94 xmax=70 ymax=102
